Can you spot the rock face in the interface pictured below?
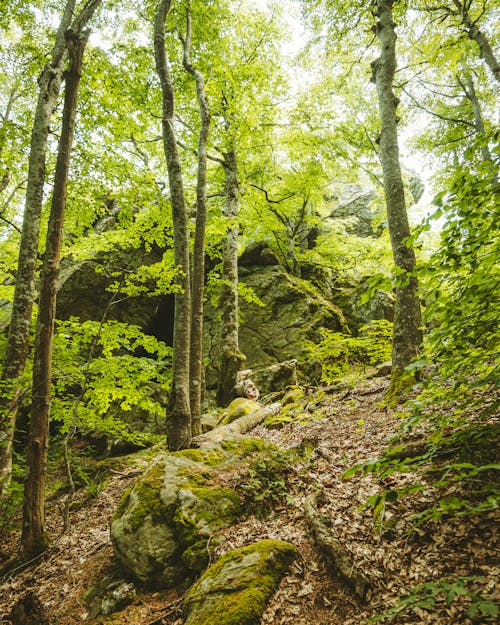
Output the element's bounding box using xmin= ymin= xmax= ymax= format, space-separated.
xmin=205 ymin=264 xmax=347 ymax=387
xmin=338 ymin=280 xmax=394 ymax=331
xmin=56 ymin=247 xmax=172 ymax=341
xmin=182 ymin=539 xmax=298 ymax=625
xmin=328 ymin=184 xmax=378 ymax=238
xmin=110 ymin=441 xmax=271 ymax=589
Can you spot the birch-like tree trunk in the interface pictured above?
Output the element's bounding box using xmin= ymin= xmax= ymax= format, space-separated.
xmin=371 ymin=0 xmax=422 ymax=394
xmin=0 ymin=0 xmax=101 ymax=498
xmin=22 ymin=30 xmax=88 ymax=558
xmin=216 ymin=147 xmax=246 ymax=407
xmin=154 ymin=0 xmax=192 ymax=450
xmin=181 ymin=3 xmax=210 ymax=436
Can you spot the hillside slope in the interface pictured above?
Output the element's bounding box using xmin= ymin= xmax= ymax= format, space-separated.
xmin=0 ymin=378 xmax=497 ymax=624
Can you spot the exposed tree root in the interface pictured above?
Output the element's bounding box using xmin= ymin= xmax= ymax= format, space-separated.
xmin=304 ymin=490 xmax=370 ymax=601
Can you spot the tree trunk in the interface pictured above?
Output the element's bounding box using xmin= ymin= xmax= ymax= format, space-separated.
xmin=452 ymin=0 xmax=500 ymax=83
xmin=371 ymin=0 xmax=422 ymax=395
xmin=216 ymin=147 xmax=246 ymax=407
xmin=181 ymin=3 xmax=211 ymax=437
xmin=0 ymin=0 xmax=101 ymax=498
xmin=154 ymin=0 xmax=192 ymax=450
xmin=22 ymin=30 xmax=88 ymax=559
xmin=459 ymin=68 xmax=494 ymax=162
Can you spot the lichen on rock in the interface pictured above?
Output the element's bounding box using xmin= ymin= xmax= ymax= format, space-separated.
xmin=182 ymin=539 xmax=298 ymax=625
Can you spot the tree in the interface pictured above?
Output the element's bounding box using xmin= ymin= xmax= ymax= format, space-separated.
xmin=371 ymin=0 xmax=422 ymax=392
xmin=420 ymin=0 xmax=500 ymax=83
xmin=22 ymin=28 xmax=89 ymax=558
xmin=0 ymin=0 xmax=101 ymax=498
xmin=179 ymin=1 xmax=211 ymax=435
xmin=154 ymin=0 xmax=192 ymax=450
xmin=216 ymin=144 xmax=247 ymax=407
xmin=206 ymin=4 xmax=286 ymax=405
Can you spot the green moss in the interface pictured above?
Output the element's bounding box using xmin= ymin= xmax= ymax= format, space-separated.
xmin=173 ymin=486 xmax=241 ymax=545
xmin=173 ymin=485 xmax=242 ymax=577
xmin=115 ymin=461 xmax=171 ymax=532
xmin=183 ymin=539 xmax=298 ymax=625
xmin=111 ymin=486 xmax=132 ymax=523
xmin=174 ymin=447 xmax=228 ymax=467
xmin=220 ymin=398 xmax=260 ymax=426
xmin=219 ymin=437 xmax=272 ymax=456
xmin=177 ymin=466 xmax=214 ymax=487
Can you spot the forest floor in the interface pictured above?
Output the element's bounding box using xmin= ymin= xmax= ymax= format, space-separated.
xmin=0 ymin=376 xmax=498 ymax=624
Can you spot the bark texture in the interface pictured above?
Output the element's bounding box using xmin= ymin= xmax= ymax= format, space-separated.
xmin=22 ymin=30 xmax=88 ymax=560
xmin=181 ymin=3 xmax=210 ymax=436
xmin=154 ymin=0 xmax=192 ymax=450
xmin=0 ymin=0 xmax=101 ymax=498
xmin=216 ymin=147 xmax=246 ymax=407
xmin=371 ymin=0 xmax=422 ymax=392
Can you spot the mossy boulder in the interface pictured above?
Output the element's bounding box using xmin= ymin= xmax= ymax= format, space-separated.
xmin=182 ymin=539 xmax=298 ymax=625
xmin=220 ymin=398 xmax=261 ymax=425
xmin=110 ymin=440 xmax=276 ymax=589
xmin=110 ymin=448 xmax=242 ymax=589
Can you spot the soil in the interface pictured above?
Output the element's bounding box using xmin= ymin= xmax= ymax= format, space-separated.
xmin=0 ymin=377 xmax=498 ymax=624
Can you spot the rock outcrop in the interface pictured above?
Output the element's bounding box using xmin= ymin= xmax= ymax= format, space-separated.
xmin=204 ymin=264 xmax=347 ymax=387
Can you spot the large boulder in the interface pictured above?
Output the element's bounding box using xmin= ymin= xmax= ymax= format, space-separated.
xmin=110 ymin=440 xmax=270 ymax=589
xmin=182 ymin=539 xmax=298 ymax=625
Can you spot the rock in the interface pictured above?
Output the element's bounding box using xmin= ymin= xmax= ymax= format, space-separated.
xmin=56 ymin=247 xmax=166 ymax=331
xmin=200 ymin=409 xmax=221 ymax=433
xmin=110 ymin=444 xmax=262 ymax=589
xmin=251 ymin=360 xmax=298 ymax=394
xmin=328 ymin=184 xmax=378 ymax=238
xmin=373 ymin=361 xmax=392 ymax=377
xmin=204 ymin=265 xmax=347 ymax=387
xmin=220 ymin=398 xmax=262 ymax=426
xmin=282 ymin=387 xmax=304 ymax=406
xmin=238 ymin=241 xmax=280 ymax=267
xmin=182 ymin=539 xmax=298 ymax=625
xmin=234 ymin=372 xmax=260 ymax=401
xmin=338 ymin=280 xmax=394 ymax=331
xmin=84 ymin=578 xmax=136 ymax=618
xmin=297 ymin=358 xmax=323 ymax=386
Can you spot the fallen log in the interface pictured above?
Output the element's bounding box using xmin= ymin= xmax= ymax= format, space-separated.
xmin=304 ymin=490 xmax=370 ymax=601
xmin=191 ymin=402 xmax=282 ymax=447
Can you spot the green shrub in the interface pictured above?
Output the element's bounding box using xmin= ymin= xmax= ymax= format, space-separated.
xmin=306 ymin=319 xmax=392 ymax=382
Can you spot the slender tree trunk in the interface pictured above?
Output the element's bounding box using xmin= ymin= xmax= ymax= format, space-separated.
xmin=181 ymin=3 xmax=210 ymax=436
xmin=371 ymin=0 xmax=422 ymax=394
xmin=154 ymin=0 xmax=192 ymax=450
xmin=451 ymin=0 xmax=500 ymax=83
xmin=22 ymin=30 xmax=88 ymax=559
xmin=216 ymin=147 xmax=246 ymax=407
xmin=0 ymin=0 xmax=100 ymax=498
xmin=458 ymin=68 xmax=494 ymax=162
